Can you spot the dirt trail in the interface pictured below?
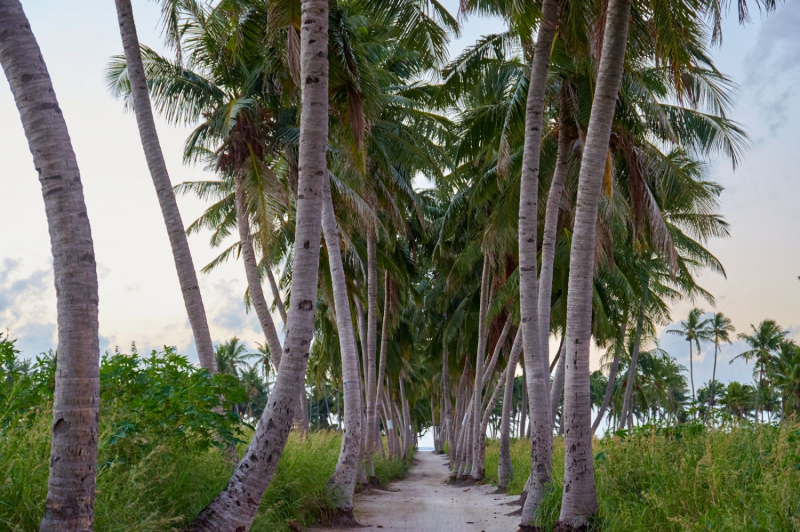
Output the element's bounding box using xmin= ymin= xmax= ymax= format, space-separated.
xmin=317 ymin=451 xmax=521 ymax=531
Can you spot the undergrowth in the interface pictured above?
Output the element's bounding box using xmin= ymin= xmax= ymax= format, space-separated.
xmin=484 ymin=424 xmax=800 ymax=531
xmin=0 ymin=415 xmax=410 ymax=531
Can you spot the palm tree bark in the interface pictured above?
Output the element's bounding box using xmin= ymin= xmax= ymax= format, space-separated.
xmin=710 ymin=338 xmax=719 ymax=410
xmin=114 ymin=0 xmax=216 ymax=372
xmin=517 ymin=0 xmax=559 ymax=525
xmin=0 ymin=4 xmax=100 ymax=529
xmin=592 ymin=322 xmax=627 ymax=433
xmin=442 ymin=344 xmax=455 ymax=460
xmin=321 ymin=175 xmax=363 ymax=516
xmin=191 ymin=0 xmax=328 ymax=525
xmin=689 ymin=339 xmax=695 ymax=404
xmin=559 ymin=0 xmax=632 ymax=526
xmin=537 ymin=97 xmax=571 ymax=363
xmin=234 ymin=171 xmax=284 ymax=369
xmin=550 ymin=342 xmax=566 ymax=425
xmin=365 ymin=232 xmax=379 ymax=475
xmin=471 ymin=255 xmax=491 ymax=479
xmin=498 ymin=330 xmax=523 ymax=489
xmin=618 ymin=308 xmax=644 ymax=430
xmin=265 ymin=266 xmax=287 ymax=325
xmin=372 ymin=271 xmax=391 ymax=464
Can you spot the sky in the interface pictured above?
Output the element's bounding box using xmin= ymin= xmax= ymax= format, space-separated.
xmin=1 ymin=0 xmax=799 ymax=406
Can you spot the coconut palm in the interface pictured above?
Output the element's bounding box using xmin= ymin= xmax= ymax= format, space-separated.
xmin=773 ymin=340 xmax=800 ymax=418
xmin=706 ymin=312 xmax=735 ymax=410
xmin=191 ymin=0 xmax=330 ymax=526
xmin=667 ymin=308 xmax=712 ymax=404
xmin=0 ymin=2 xmax=101 ymax=529
xmin=112 ymin=0 xmax=218 ymax=373
xmin=731 ymin=319 xmax=787 ymax=423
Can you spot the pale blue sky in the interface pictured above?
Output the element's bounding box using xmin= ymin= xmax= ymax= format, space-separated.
xmin=1 ymin=1 xmax=798 ymax=397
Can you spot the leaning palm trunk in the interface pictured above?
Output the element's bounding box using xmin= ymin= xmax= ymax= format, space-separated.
xmin=321 ymin=175 xmax=362 ymax=517
xmin=592 ymin=323 xmax=627 ymax=433
xmin=114 ymin=0 xmax=216 ymax=372
xmin=364 ymin=232 xmax=379 ymax=475
xmin=471 ymin=256 xmax=491 ymax=479
xmin=234 ymin=172 xmax=284 ymax=368
xmin=191 ymin=0 xmax=329 ymax=526
xmin=517 ymin=0 xmax=559 ymax=525
xmin=709 ymin=339 xmax=720 ymax=412
xmin=498 ymin=330 xmax=523 ymax=489
xmin=559 ymin=0 xmax=632 ymax=527
xmin=537 ymin=95 xmax=571 ymax=365
xmin=372 ymin=272 xmax=391 ymax=463
xmin=549 ymin=343 xmax=566 ymax=425
xmin=0 ymin=4 xmax=101 ymax=529
xmin=618 ymin=308 xmax=644 ymax=430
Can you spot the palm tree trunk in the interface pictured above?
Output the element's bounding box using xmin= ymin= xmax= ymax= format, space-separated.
xmin=483 ymin=316 xmax=512 ymax=389
xmin=498 ymin=330 xmax=523 ymax=489
xmin=558 ymin=0 xmax=632 ymax=527
xmin=365 ymin=232 xmax=379 ymax=475
xmin=710 ymin=339 xmax=719 ymax=411
xmin=191 ymin=0 xmax=329 ymax=525
xmin=321 ymin=175 xmax=362 ymax=516
xmin=519 ymin=366 xmax=527 ymax=439
xmin=265 ymin=266 xmax=287 ymax=325
xmin=471 ymin=256 xmax=491 ymax=479
xmin=550 ymin=342 xmax=567 ymax=425
xmin=0 ymin=4 xmax=100 ymax=529
xmin=592 ymin=323 xmax=628 ymax=433
xmin=234 ymin=171 xmax=285 ymax=369
xmin=113 ymin=0 xmax=216 ymax=372
xmin=517 ymin=0 xmax=559 ymax=525
xmin=442 ymin=344 xmax=455 ymax=461
xmin=619 ymin=307 xmax=644 ymax=431
xmin=537 ymin=95 xmax=571 ymax=364
xmin=689 ymin=340 xmax=695 ymax=404
xmin=372 ymin=271 xmax=391 ymax=465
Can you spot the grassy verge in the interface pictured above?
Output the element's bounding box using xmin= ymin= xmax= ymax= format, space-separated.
xmin=0 ymin=414 xmax=411 ymax=531
xmin=484 ymin=423 xmax=800 ymax=531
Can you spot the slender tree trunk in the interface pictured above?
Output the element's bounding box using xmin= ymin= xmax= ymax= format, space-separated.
xmin=265 ymin=266 xmax=287 ymax=325
xmin=498 ymin=330 xmax=523 ymax=489
xmin=113 ymin=0 xmax=216 ymax=372
xmin=559 ymin=0 xmax=632 ymax=527
xmin=0 ymin=4 xmax=100 ymax=529
xmin=471 ymin=256 xmax=491 ymax=479
xmin=191 ymin=0 xmax=329 ymax=525
xmin=709 ymin=339 xmax=719 ymax=412
xmin=442 ymin=345 xmax=455 ymax=460
xmin=321 ymin=175 xmax=363 ymax=516
xmin=550 ymin=342 xmax=567 ymax=426
xmin=689 ymin=340 xmax=695 ymax=404
xmin=365 ymin=232 xmax=379 ymax=475
xmin=234 ymin=171 xmax=284 ymax=368
xmin=399 ymin=377 xmax=413 ymax=458
xmin=483 ymin=316 xmax=512 ymax=389
xmin=592 ymin=323 xmax=627 ymax=433
xmin=517 ymin=0 xmax=559 ymax=525
xmin=619 ymin=307 xmax=644 ymax=431
xmin=372 ymin=271 xmax=391 ymax=467
xmin=537 ymin=94 xmax=571 ymax=365
xmin=519 ymin=366 xmax=528 ymax=440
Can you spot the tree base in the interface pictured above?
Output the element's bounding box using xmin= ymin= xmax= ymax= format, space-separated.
xmin=319 ymin=507 xmax=362 ymax=528
xmin=553 ymin=522 xmax=590 ymax=532
xmin=504 ymin=490 xmax=527 ymax=506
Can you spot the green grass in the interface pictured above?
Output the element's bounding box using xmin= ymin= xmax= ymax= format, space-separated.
xmin=484 ymin=424 xmax=800 ymax=531
xmin=0 ymin=414 xmax=411 ymax=531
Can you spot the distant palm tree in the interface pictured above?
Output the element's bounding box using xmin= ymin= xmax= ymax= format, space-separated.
xmin=773 ymin=340 xmax=800 ymax=418
xmin=214 ymin=337 xmax=255 ymax=377
xmin=722 ymin=381 xmax=756 ymax=422
xmin=705 ymin=313 xmax=735 ymax=409
xmin=732 ymin=320 xmax=787 ymax=423
xmin=667 ymin=308 xmax=712 ymax=403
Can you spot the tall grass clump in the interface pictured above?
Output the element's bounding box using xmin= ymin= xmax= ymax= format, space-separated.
xmin=485 ymin=424 xmax=800 ymax=531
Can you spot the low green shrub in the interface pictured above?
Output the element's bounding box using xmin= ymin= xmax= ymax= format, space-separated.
xmin=484 ymin=424 xmax=800 ymax=531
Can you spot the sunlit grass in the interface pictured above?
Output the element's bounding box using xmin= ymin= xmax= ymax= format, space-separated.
xmin=484 ymin=424 xmax=800 ymax=530
xmin=0 ymin=414 xmax=410 ymax=531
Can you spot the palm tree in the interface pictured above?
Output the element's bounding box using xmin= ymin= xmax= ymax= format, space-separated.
xmin=667 ymin=308 xmax=711 ymax=404
xmin=214 ymin=337 xmax=254 ymax=376
xmin=731 ymin=319 xmax=787 ymax=423
xmin=516 ymin=1 xmax=559 ymax=524
xmin=192 ymin=0 xmax=330 ymax=527
xmin=559 ymin=0 xmax=634 ymax=527
xmin=706 ymin=312 xmax=735 ymax=410
xmin=112 ymin=0 xmax=218 ymax=373
xmin=773 ymin=340 xmax=800 ymax=418
xmin=0 ymin=2 xmax=101 ymax=529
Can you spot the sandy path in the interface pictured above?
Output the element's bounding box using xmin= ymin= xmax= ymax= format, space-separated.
xmin=317 ymin=451 xmax=521 ymax=532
